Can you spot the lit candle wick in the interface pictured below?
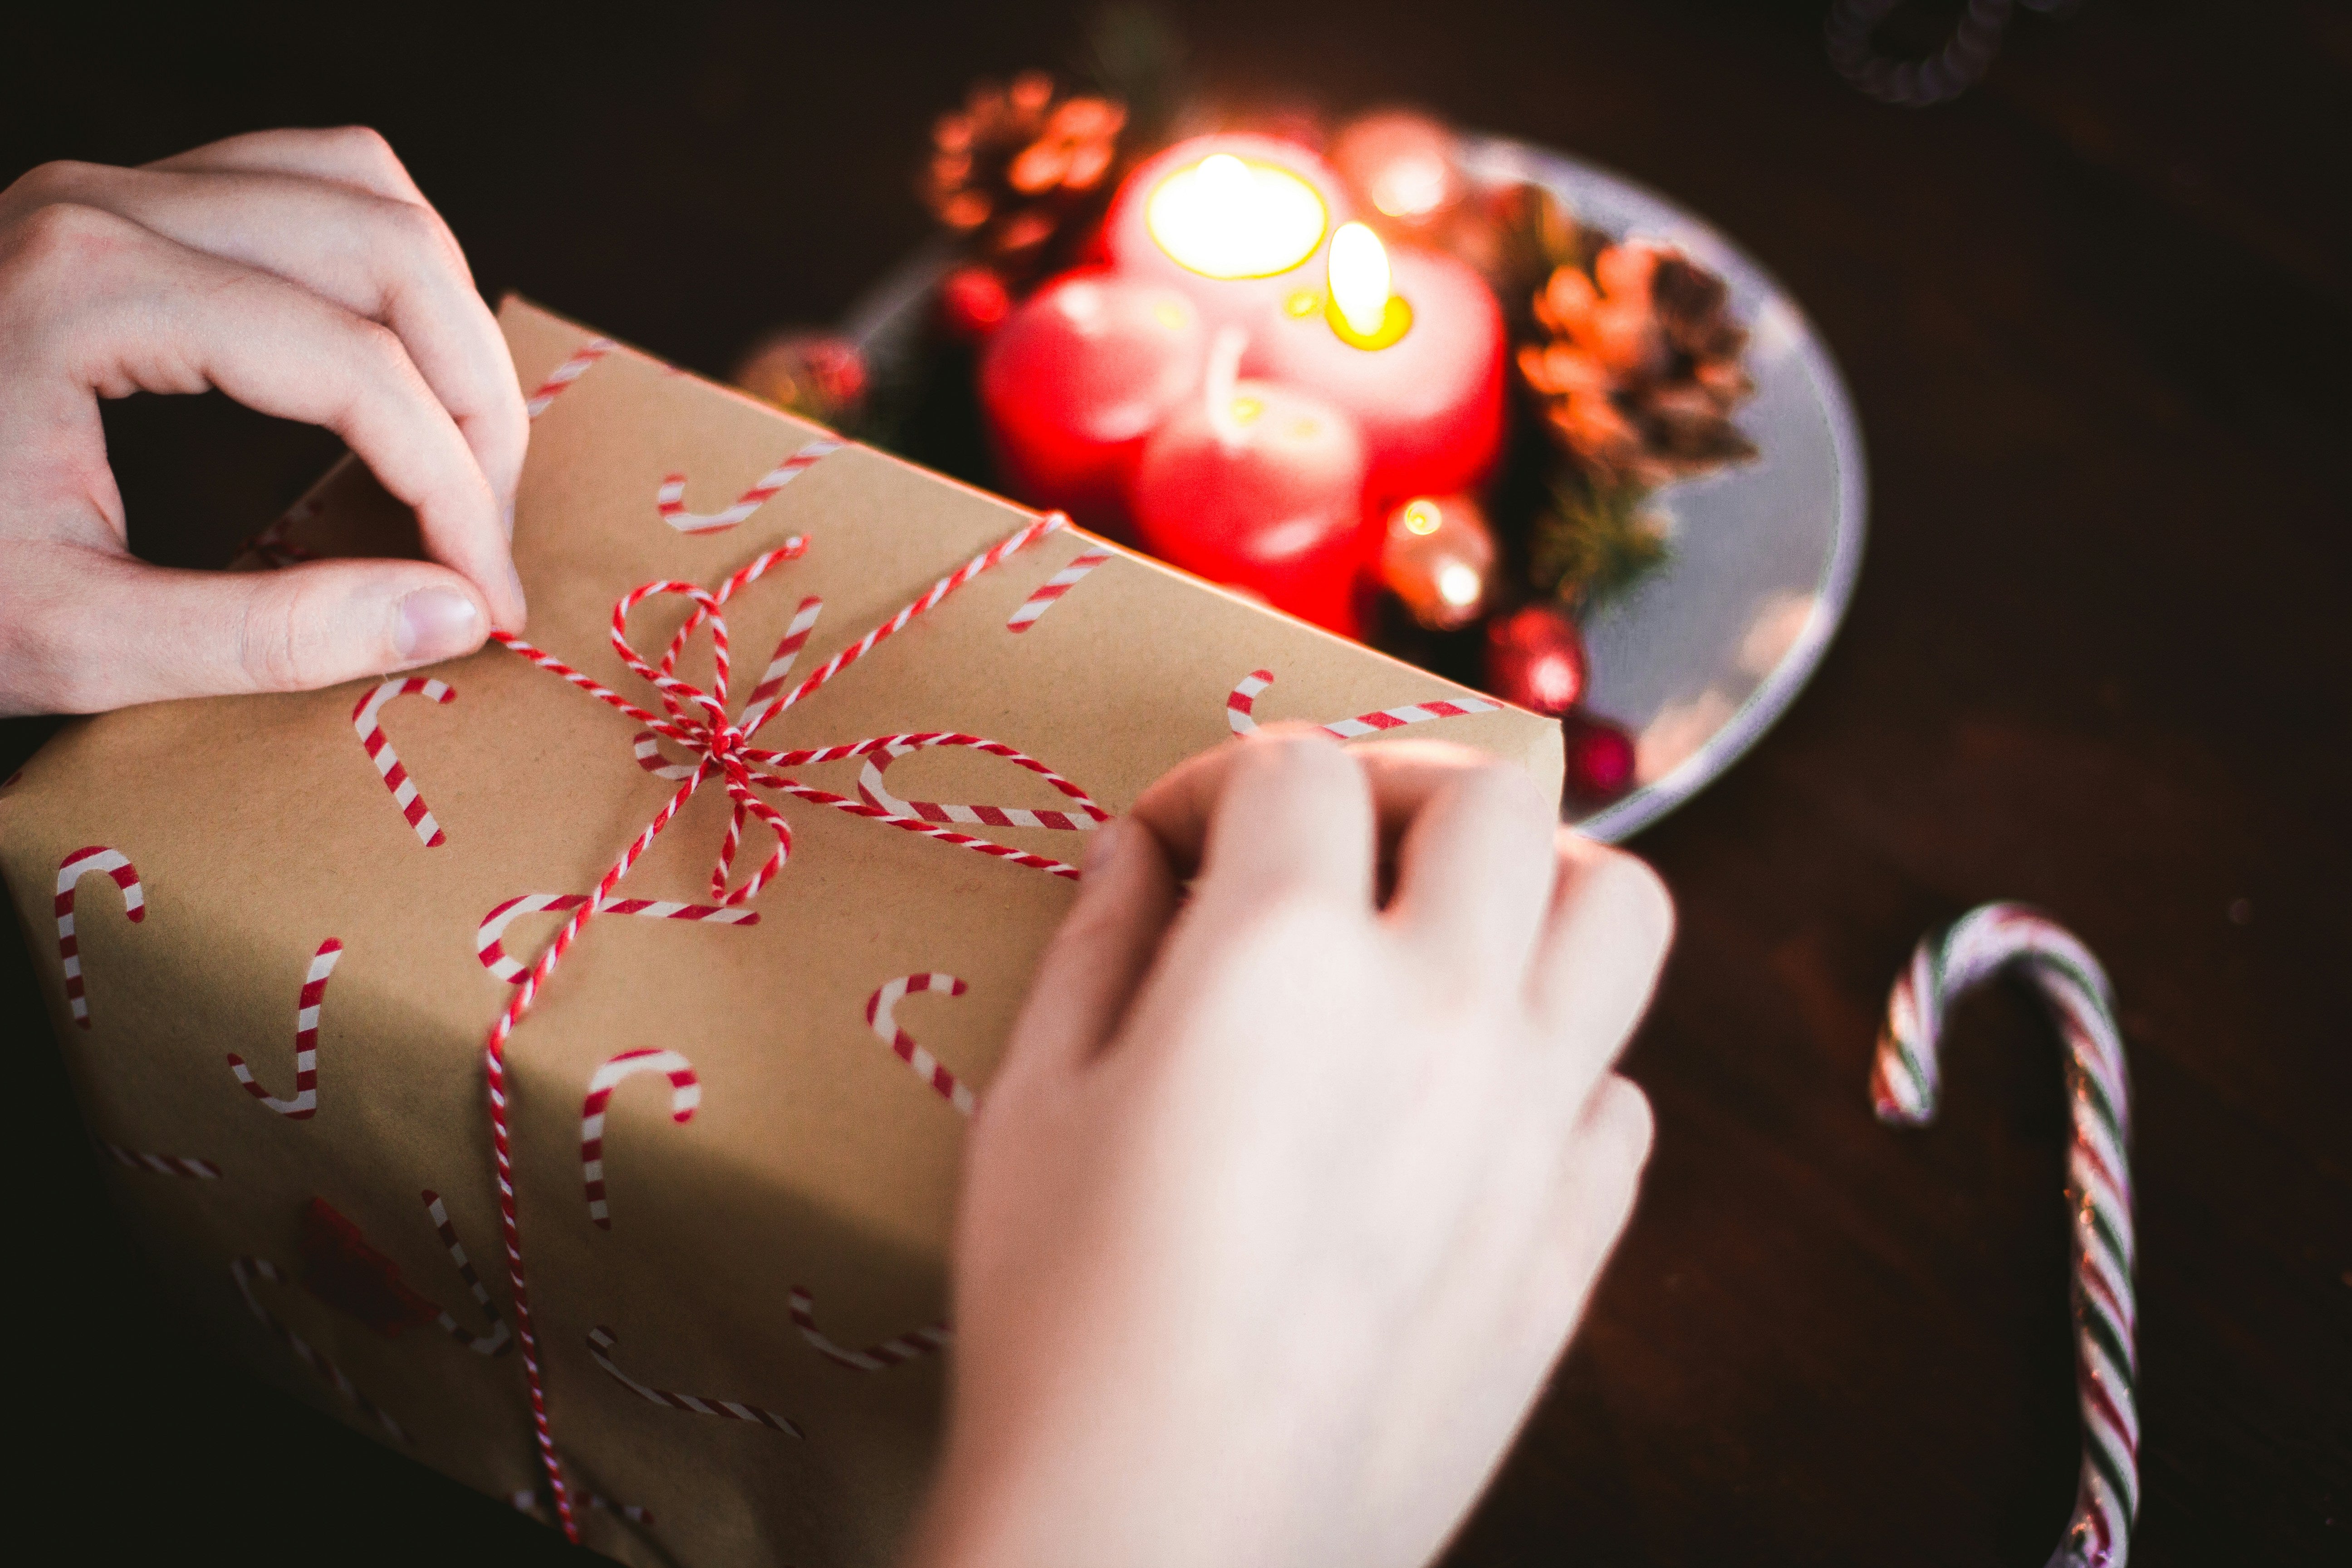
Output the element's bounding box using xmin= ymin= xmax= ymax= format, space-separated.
xmin=1328 ymin=223 xmax=1393 ymax=340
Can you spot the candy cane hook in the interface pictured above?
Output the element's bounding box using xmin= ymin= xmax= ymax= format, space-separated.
xmin=55 ymin=846 xmax=144 ymax=1029
xmin=421 ymin=1190 xmax=511 ymax=1356
xmin=585 ymin=1325 xmax=803 ymax=1436
xmin=1225 ymin=667 xmax=1499 ymax=739
xmin=656 ymin=438 xmax=843 ymax=534
xmin=1873 ymin=902 xmax=2139 ymax=1568
xmin=227 ymin=938 xmax=342 ymax=1118
xmin=864 ymin=973 xmax=975 ymax=1116
xmin=581 ymin=1049 xmax=701 ymax=1229
xmin=231 ymin=1256 xmax=407 ymax=1443
xmin=788 ymin=1286 xmax=950 ymax=1371
xmin=353 ymin=678 xmax=456 ymax=848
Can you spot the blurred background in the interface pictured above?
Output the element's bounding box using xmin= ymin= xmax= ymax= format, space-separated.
xmin=3 ymin=3 xmax=2345 ymax=1563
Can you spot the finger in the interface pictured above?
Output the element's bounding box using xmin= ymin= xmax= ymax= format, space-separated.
xmin=998 ymin=818 xmax=1182 ymax=1086
xmin=1528 ymin=832 xmax=1676 ymax=1091
xmin=1131 ymin=725 xmax=1377 ymax=908
xmin=1531 ymin=1074 xmax=1655 ymax=1337
xmin=8 ymin=541 xmax=488 ymax=711
xmin=48 ymin=154 xmax=526 ymax=518
xmin=1366 ymin=744 xmax=1560 ymax=977
xmin=146 ymin=126 xmax=431 ymax=213
xmin=13 ymin=206 xmax=523 ymax=627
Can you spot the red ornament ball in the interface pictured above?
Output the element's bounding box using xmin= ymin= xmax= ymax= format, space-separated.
xmin=940 ymin=265 xmax=1014 ymax=339
xmin=1562 ymin=710 xmax=1637 ymax=806
xmin=1483 ymin=604 xmax=1588 ymax=716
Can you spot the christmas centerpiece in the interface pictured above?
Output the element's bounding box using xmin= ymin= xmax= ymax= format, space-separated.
xmin=735 ymin=56 xmax=1763 ymax=815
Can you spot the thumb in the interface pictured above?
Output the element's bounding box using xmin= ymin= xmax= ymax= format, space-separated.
xmin=997 ymin=817 xmax=1181 ymax=1088
xmin=17 ymin=544 xmax=491 ymax=712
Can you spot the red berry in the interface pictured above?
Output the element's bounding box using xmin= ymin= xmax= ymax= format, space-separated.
xmin=1483 ymin=604 xmax=1589 ymax=716
xmin=940 ymin=265 xmax=1013 ymax=340
xmin=1562 ymin=710 xmax=1637 ymax=805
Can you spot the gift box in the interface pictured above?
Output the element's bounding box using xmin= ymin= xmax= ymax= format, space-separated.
xmin=0 ymin=299 xmax=1562 ymax=1566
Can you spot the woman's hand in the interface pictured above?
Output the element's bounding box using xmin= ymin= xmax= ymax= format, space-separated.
xmin=912 ymin=730 xmax=1674 ymax=1568
xmin=0 ymin=127 xmax=526 ymax=716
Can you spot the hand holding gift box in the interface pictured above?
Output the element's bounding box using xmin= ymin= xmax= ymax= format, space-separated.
xmin=3 ymin=293 xmax=1597 ymax=1565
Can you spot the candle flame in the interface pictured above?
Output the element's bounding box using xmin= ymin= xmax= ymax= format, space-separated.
xmin=1328 ymin=222 xmax=1392 ymax=340
xmin=1146 ymin=154 xmax=1328 ymax=280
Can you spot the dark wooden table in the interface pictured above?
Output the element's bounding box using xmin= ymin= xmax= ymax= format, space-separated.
xmin=5 ymin=3 xmax=2344 ymax=1563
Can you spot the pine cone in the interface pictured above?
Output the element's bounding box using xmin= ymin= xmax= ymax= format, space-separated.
xmin=1517 ymin=241 xmax=1757 ymax=489
xmin=925 ymin=72 xmax=1127 ymax=282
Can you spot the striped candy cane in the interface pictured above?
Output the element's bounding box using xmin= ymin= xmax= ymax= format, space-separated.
xmin=227 ymin=938 xmax=342 ymax=1119
xmin=353 ymin=678 xmax=456 ymax=848
xmin=585 ymin=1325 xmax=803 ymax=1437
xmin=55 ymin=846 xmax=144 ymax=1029
xmin=421 ymin=1190 xmax=510 ymax=1356
xmin=525 ymin=338 xmax=615 ymax=420
xmin=788 ymin=1286 xmax=950 ymax=1371
xmin=231 ymin=1256 xmax=407 ymax=1443
xmin=1225 ymin=668 xmax=1501 ymax=739
xmin=865 ymin=973 xmax=975 ymax=1116
xmin=475 ymin=894 xmax=759 ymax=984
xmin=1005 ymin=546 xmax=1112 ymax=632
xmin=512 ymin=1488 xmax=656 ymax=1529
xmin=656 ymin=439 xmax=844 ymax=534
xmin=99 ymin=1139 xmax=219 ymax=1179
xmin=854 ymin=734 xmax=1110 ymax=834
xmin=581 ymin=1049 xmax=701 ymax=1229
xmin=1873 ymin=902 xmax=2138 ymax=1568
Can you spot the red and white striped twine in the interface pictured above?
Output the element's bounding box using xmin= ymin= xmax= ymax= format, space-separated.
xmin=421 ymin=1190 xmax=511 ymax=1357
xmin=1873 ymin=902 xmax=2138 ymax=1568
xmin=855 ymin=734 xmax=1110 ymax=834
xmin=788 ymin=1286 xmax=950 ymax=1371
xmin=865 ymin=973 xmax=975 ymax=1116
xmin=227 ymin=938 xmax=342 ymax=1119
xmin=1005 ymin=545 xmax=1112 ymax=632
xmin=1225 ymin=667 xmax=1500 ymax=739
xmin=475 ymin=894 xmax=757 ymax=984
xmin=232 ymin=1256 xmax=407 ymax=1444
xmin=511 ymin=1487 xmax=655 ymax=1529
xmin=477 ymin=511 xmax=1083 ymax=1537
xmin=353 ymin=678 xmax=456 ymax=848
xmin=580 ymin=1049 xmax=701 ymax=1229
xmin=55 ymin=845 xmax=144 ymax=1029
xmin=586 ymin=1325 xmax=803 ymax=1437
xmin=656 ymin=438 xmax=844 ymax=534
xmin=524 ymin=338 xmax=615 ymax=420
xmin=99 ymin=1139 xmax=219 ymax=1179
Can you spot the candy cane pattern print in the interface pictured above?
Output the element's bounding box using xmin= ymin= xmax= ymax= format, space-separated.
xmin=581 ymin=1049 xmax=701 ymax=1229
xmin=55 ymin=846 xmax=144 ymax=1029
xmin=99 ymin=1140 xmax=219 ymax=1179
xmin=1225 ymin=667 xmax=1501 ymax=739
xmin=353 ymin=678 xmax=456 ymax=847
xmin=1005 ymin=546 xmax=1112 ymax=632
xmin=656 ymin=439 xmax=844 ymax=534
xmin=585 ymin=1325 xmax=804 ymax=1437
xmin=865 ymin=973 xmax=975 ymax=1116
xmin=227 ymin=938 xmax=342 ymax=1118
xmin=232 ymin=1256 xmax=407 ymax=1443
xmin=855 ymin=735 xmax=1110 ymax=833
xmin=524 ymin=338 xmax=615 ymax=419
xmin=1873 ymin=902 xmax=2140 ymax=1568
xmin=788 ymin=1286 xmax=950 ymax=1371
xmin=421 ymin=1190 xmax=511 ymax=1356
xmin=476 ymin=895 xmax=758 ymax=984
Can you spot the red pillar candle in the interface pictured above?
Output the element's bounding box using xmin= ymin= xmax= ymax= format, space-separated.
xmin=979 ymin=269 xmax=1206 ymax=531
xmin=1246 ymin=221 xmax=1505 ymax=503
xmin=1131 ymin=329 xmax=1371 ymax=636
xmin=1102 ymin=134 xmax=1353 ymax=329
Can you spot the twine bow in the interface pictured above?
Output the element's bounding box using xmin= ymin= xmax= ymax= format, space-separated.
xmin=475 ymin=510 xmax=1102 ymax=1539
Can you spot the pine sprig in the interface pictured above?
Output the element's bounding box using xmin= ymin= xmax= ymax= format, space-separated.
xmin=1528 ymin=471 xmax=1670 ymax=611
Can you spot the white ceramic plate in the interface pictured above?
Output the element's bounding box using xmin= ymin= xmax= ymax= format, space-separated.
xmin=843 ymin=139 xmax=1867 ymax=843
xmin=1460 ymin=137 xmax=1869 ymax=842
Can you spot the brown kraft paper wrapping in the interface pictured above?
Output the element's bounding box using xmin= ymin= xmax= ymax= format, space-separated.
xmin=0 ymin=298 xmax=1563 ymax=1567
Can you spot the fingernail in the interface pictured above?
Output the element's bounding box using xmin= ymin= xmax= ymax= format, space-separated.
xmin=394 ymin=588 xmax=482 ymax=663
xmin=500 ymin=500 xmax=516 ymax=541
xmin=1083 ymin=817 xmax=1127 ymax=877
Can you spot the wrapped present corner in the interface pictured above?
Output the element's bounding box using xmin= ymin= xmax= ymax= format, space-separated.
xmin=0 ymin=299 xmax=1562 ymax=1566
